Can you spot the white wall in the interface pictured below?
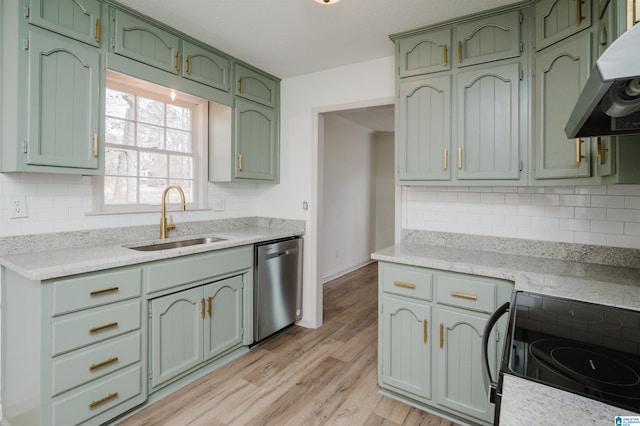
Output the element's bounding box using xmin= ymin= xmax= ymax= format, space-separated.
xmin=374 ymin=132 xmax=395 ymax=251
xmin=321 ymin=114 xmax=375 ymax=281
xmin=404 ymin=185 xmax=640 ymax=249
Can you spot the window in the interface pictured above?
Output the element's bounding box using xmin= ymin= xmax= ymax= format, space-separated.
xmin=96 ymin=71 xmax=208 ymax=213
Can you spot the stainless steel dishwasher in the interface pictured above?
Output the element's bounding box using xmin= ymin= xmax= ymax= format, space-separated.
xmin=254 ymin=237 xmax=303 ymax=342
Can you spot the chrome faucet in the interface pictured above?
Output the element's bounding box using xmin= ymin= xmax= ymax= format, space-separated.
xmin=160 ymin=185 xmax=186 ymax=239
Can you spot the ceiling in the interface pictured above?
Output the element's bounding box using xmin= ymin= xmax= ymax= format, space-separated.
xmin=115 ymin=0 xmax=522 ymax=79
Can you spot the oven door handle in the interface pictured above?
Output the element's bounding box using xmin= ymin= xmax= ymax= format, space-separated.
xmin=482 ymin=301 xmax=510 ymax=404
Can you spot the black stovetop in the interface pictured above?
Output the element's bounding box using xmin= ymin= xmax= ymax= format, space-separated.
xmin=502 ymin=291 xmax=640 ymax=413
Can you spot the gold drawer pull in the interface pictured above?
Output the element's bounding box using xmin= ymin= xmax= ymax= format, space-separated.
xmin=187 ymin=55 xmax=192 ymax=75
xmin=458 ymin=40 xmax=463 ymax=62
xmin=576 ymin=138 xmax=585 ymax=163
xmin=458 ymin=147 xmax=462 ymax=169
xmin=95 ymin=18 xmax=101 ymax=43
xmin=207 ymin=296 xmax=212 ymax=317
xmin=92 ymin=133 xmax=98 ymax=157
xmin=576 ymin=0 xmax=583 ymax=24
xmin=596 ymin=137 xmax=608 ymax=158
xmin=443 ymin=148 xmax=448 ymax=170
xmin=451 ymin=291 xmax=478 ymax=300
xmin=423 ymin=319 xmax=428 ymax=343
xmin=89 ymin=392 xmax=118 ymax=409
xmin=443 ymin=44 xmax=448 ymax=66
xmin=89 ymin=287 xmax=119 ymax=296
xmin=201 ymin=298 xmax=206 ymax=319
xmin=439 ymin=323 xmax=444 ymax=348
xmin=89 ymin=322 xmax=118 ymax=334
xmin=393 ymin=281 xmax=416 ymax=289
xmin=238 ymin=77 xmax=243 ymax=94
xmin=175 ymin=50 xmax=181 ymax=72
xmin=89 ymin=356 xmax=119 ymax=371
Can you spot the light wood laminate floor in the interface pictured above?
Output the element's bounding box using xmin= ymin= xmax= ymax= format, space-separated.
xmin=117 ymin=262 xmax=457 ymax=426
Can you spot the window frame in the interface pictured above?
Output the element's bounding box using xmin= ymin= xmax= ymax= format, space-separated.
xmin=93 ymin=71 xmax=209 ymax=214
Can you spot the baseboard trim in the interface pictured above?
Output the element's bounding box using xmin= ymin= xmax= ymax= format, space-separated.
xmin=322 ymin=259 xmax=375 ymax=284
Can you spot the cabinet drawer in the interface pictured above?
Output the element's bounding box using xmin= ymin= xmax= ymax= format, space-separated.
xmin=51 ymin=268 xmax=142 ymax=316
xmin=146 ymin=246 xmax=252 ymax=294
xmin=51 ymin=300 xmax=141 ymax=356
xmin=52 ymin=364 xmax=143 ymax=426
xmin=436 ymin=275 xmax=496 ymax=313
xmin=51 ymin=332 xmax=141 ymax=396
xmin=236 ymin=64 xmax=278 ymax=107
xmin=380 ymin=263 xmax=433 ymax=301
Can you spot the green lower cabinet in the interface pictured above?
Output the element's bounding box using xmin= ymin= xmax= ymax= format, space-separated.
xmin=436 ymin=307 xmax=497 ymax=424
xmin=150 ymin=275 xmax=244 ymax=390
xmin=381 ymin=296 xmax=432 ymax=400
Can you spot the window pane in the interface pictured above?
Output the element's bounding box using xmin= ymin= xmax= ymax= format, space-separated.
xmin=166 ymin=129 xmax=191 ymax=152
xmin=167 ymin=104 xmax=191 ymax=130
xmin=104 ymin=176 xmax=137 ymax=204
xmin=137 ymin=124 xmax=164 ymax=149
xmin=139 ymin=178 xmax=168 ymax=204
xmin=105 ymin=117 xmax=135 ymax=146
xmin=138 ymin=96 xmax=164 ymax=125
xmin=105 ymin=89 xmax=135 ymax=120
xmin=106 ymin=148 xmax=138 ymax=176
xmin=169 ymin=155 xmax=193 ymax=179
xmin=169 ymin=180 xmax=193 ymax=203
xmin=140 ymin=152 xmax=168 ymax=178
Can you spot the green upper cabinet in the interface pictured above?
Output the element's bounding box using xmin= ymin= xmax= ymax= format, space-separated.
xmin=28 ymin=0 xmax=102 ymax=47
xmin=381 ymin=296 xmax=432 ymax=401
xmin=26 ymin=28 xmax=101 ymax=171
xmin=534 ymin=0 xmax=592 ymax=51
xmin=534 ymin=31 xmax=592 ymax=179
xmin=456 ymin=62 xmax=521 ymax=180
xmin=398 ymin=28 xmax=451 ymax=77
xmin=204 ymin=276 xmax=243 ymax=360
xmin=234 ymin=98 xmax=278 ymax=181
xmin=112 ymin=9 xmax=181 ymax=74
xmin=397 ymin=75 xmax=451 ymax=182
xmin=456 ymin=10 xmax=522 ymax=68
xmin=236 ymin=64 xmax=278 ymax=108
xmin=181 ymin=40 xmax=230 ymax=92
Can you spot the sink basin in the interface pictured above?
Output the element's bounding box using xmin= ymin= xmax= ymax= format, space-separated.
xmin=126 ymin=237 xmax=226 ymax=251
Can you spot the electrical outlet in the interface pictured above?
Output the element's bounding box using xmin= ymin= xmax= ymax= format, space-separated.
xmin=9 ymin=196 xmax=28 ymax=219
xmin=213 ymin=198 xmax=225 ymax=212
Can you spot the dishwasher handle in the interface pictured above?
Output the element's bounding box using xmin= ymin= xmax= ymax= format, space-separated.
xmin=264 ymin=247 xmax=299 ymax=260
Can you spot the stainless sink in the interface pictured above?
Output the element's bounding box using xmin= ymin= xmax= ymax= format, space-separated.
xmin=126 ymin=237 xmax=226 ymax=251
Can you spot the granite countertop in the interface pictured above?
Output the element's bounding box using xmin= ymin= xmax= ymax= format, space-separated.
xmin=0 ymin=218 xmax=304 ymax=281
xmin=371 ymin=236 xmax=640 ymax=423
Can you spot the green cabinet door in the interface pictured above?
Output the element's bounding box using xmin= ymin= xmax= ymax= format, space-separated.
xmin=236 ymin=64 xmax=278 ymax=108
xmin=150 ymin=286 xmax=204 ymax=389
xmin=456 ymin=10 xmax=522 ymax=68
xmin=456 ymin=63 xmax=520 ymax=180
xmin=26 ymin=28 xmax=100 ymax=170
xmin=235 ymin=98 xmax=278 ymax=181
xmin=381 ymin=296 xmax=432 ymax=400
xmin=534 ymin=31 xmax=592 ymax=180
xmin=28 ymin=0 xmax=102 ymax=46
xmin=436 ymin=307 xmax=496 ymax=424
xmin=112 ymin=9 xmax=180 ymax=74
xmin=398 ymin=28 xmax=451 ymax=77
xmin=182 ymin=40 xmax=230 ymax=92
xmin=534 ymin=0 xmax=592 ymax=51
xmin=204 ymin=276 xmax=244 ymax=360
xmin=397 ymin=75 xmax=451 ymax=182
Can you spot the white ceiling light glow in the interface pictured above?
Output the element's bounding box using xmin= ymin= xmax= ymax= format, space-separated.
xmin=314 ymin=0 xmax=341 ymax=4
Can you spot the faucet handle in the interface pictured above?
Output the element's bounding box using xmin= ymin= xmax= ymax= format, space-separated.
xmin=166 ymin=215 xmax=176 ymax=232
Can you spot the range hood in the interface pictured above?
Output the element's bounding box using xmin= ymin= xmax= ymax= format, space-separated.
xmin=565 ymin=23 xmax=640 ymax=138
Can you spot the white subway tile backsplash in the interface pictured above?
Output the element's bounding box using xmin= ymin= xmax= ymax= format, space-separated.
xmin=575 ymin=185 xmax=607 ymax=195
xmin=544 ymin=206 xmax=574 ymax=218
xmin=606 ymin=234 xmax=640 ymax=249
xmin=560 ymin=194 xmax=590 ymax=207
xmin=607 ymin=208 xmax=640 ymax=222
xmin=531 ymin=194 xmax=560 ymax=206
xmin=591 ymin=195 xmax=625 ymax=208
xmin=591 ymin=220 xmax=623 ymax=234
xmin=544 ymin=186 xmax=575 ymax=194
xmin=506 ymin=193 xmax=532 ymax=205
xmin=625 ymin=222 xmax=640 ymax=236
xmin=532 ymin=216 xmax=560 ymax=230
xmin=626 ymin=197 xmax=640 ymax=209
xmin=606 ymin=185 xmax=640 ymax=195
xmin=558 ymin=218 xmax=590 ymax=232
xmin=575 ymin=232 xmax=607 ymax=246
xmin=481 ymin=192 xmax=505 ymax=204
xmin=544 ymin=229 xmax=574 ymax=243
xmin=575 ymin=207 xmax=607 ymax=220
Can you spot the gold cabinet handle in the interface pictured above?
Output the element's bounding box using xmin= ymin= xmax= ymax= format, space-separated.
xmin=201 ymin=298 xmax=205 ymax=319
xmin=443 ymin=149 xmax=448 ymax=171
xmin=458 ymin=40 xmax=463 ymax=63
xmin=207 ymin=296 xmax=212 ymax=317
xmin=576 ymin=0 xmax=583 ymax=24
xmin=238 ymin=78 xmax=243 ymax=94
xmin=95 ymin=18 xmax=101 ymax=43
xmin=89 ymin=321 xmax=118 ymax=334
xmin=187 ymin=55 xmax=191 ymax=75
xmin=89 ymin=392 xmax=118 ymax=409
xmin=89 ymin=286 xmax=119 ymax=296
xmin=92 ymin=133 xmax=98 ymax=157
xmin=423 ymin=319 xmax=428 ymax=343
xmin=457 ymin=147 xmax=462 ymax=169
xmin=393 ymin=281 xmax=416 ymax=289
xmin=89 ymin=356 xmax=119 ymax=371
xmin=576 ymin=138 xmax=585 ymax=163
xmin=451 ymin=291 xmax=477 ymax=300
xmin=175 ymin=51 xmax=181 ymax=72
xmin=439 ymin=323 xmax=444 ymax=348
xmin=238 ymin=153 xmax=243 ymax=171
xmin=596 ymin=137 xmax=609 ymax=158
xmin=443 ymin=44 xmax=448 ymax=66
